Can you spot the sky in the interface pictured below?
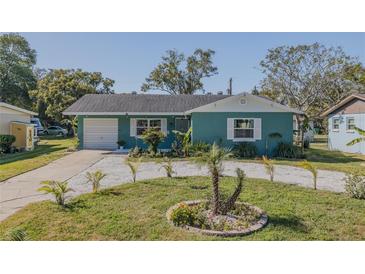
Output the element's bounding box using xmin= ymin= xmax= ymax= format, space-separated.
xmin=21 ymin=33 xmax=365 ymax=95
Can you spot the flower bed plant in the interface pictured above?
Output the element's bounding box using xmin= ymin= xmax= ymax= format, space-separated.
xmin=167 ymin=200 xmax=267 ymax=237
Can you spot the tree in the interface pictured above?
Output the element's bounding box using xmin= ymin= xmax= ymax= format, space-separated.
xmin=259 ymin=43 xmax=358 ymax=149
xmin=0 ymin=33 xmax=37 ymax=108
xmin=259 ymin=43 xmax=357 ymax=119
xmin=30 ymin=69 xmax=114 ymax=122
xmin=344 ymin=63 xmax=365 ymax=89
xmin=141 ymin=49 xmax=218 ymax=94
xmin=198 ymin=143 xmax=231 ymax=215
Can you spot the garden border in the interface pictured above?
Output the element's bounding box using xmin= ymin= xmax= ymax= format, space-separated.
xmin=166 ymin=200 xmax=268 ymax=237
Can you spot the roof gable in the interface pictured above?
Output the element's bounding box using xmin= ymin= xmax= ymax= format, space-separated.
xmin=186 ymin=93 xmax=303 ymax=114
xmin=0 ymin=102 xmax=37 ymax=116
xmin=322 ymin=93 xmax=365 ymax=117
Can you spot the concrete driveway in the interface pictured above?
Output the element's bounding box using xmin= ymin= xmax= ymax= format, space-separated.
xmin=0 ymin=150 xmax=105 ymax=221
xmin=68 ymin=156 xmax=346 ymax=194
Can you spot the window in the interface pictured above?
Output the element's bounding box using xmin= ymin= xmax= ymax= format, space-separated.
xmin=332 ymin=118 xmax=340 ymax=131
xmin=346 ymin=117 xmax=355 ymax=131
xmin=175 ymin=118 xmax=190 ymax=133
xmin=234 ymin=119 xmax=254 ymax=139
xmin=136 ymin=119 xmax=162 ymax=136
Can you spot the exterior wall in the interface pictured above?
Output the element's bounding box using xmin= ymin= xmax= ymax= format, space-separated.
xmin=77 ymin=114 xmax=185 ymax=150
xmin=328 ymin=113 xmax=365 ymax=154
xmin=191 ymin=112 xmax=293 ymax=155
xmin=0 ymin=106 xmax=31 ymax=134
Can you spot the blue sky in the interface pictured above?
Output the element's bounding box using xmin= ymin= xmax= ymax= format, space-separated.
xmin=22 ymin=33 xmax=365 ymax=95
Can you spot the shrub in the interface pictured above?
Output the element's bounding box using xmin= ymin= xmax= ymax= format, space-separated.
xmin=128 ymin=146 xmax=143 ymax=158
xmin=85 ymin=170 xmax=107 ymax=193
xmin=38 ymin=181 xmax=74 ymax=207
xmin=233 ymin=142 xmax=257 ymax=158
xmin=117 ymin=140 xmax=126 ymax=148
xmin=0 ymin=135 xmax=16 ymax=153
xmin=190 ymin=141 xmax=211 ymax=156
xmin=345 ymin=173 xmax=365 ymax=199
xmin=141 ymin=128 xmax=165 ymax=155
xmin=274 ymin=142 xmax=305 ymax=159
xmin=172 ymin=127 xmax=192 ymax=157
xmin=170 ymin=203 xmax=197 ymax=226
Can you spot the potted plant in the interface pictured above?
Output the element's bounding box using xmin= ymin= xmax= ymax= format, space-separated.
xmin=117 ymin=140 xmax=126 ymax=150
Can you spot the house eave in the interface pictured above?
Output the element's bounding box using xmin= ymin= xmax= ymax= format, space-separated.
xmin=0 ymin=102 xmax=38 ymax=116
xmin=62 ymin=111 xmax=186 ymax=116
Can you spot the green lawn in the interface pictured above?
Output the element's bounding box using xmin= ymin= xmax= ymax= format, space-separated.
xmin=1 ymin=176 xmax=364 ymax=240
xmin=0 ymin=137 xmax=77 ymax=181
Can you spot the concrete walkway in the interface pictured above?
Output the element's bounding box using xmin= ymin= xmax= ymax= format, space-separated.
xmin=68 ymin=156 xmax=346 ymax=195
xmin=0 ymin=150 xmax=105 ymax=221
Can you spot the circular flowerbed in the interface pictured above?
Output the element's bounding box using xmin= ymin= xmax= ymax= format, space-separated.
xmin=166 ymin=200 xmax=268 ymax=237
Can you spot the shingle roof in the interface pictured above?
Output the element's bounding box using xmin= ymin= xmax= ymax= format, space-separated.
xmin=63 ymin=93 xmax=230 ymax=114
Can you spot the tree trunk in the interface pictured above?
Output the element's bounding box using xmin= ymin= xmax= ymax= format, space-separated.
xmin=221 ymin=180 xmax=243 ymax=215
xmin=211 ymin=169 xmax=220 ymax=215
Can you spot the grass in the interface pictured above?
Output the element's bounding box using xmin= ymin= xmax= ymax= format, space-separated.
xmin=0 ymin=136 xmax=77 ymax=181
xmin=1 ymin=176 xmax=365 ymax=240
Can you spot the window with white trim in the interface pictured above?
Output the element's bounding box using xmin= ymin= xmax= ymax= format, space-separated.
xmin=332 ymin=118 xmax=340 ymax=131
xmin=346 ymin=117 xmax=355 ymax=131
xmin=234 ymin=119 xmax=254 ymax=139
xmin=136 ymin=119 xmax=161 ymax=136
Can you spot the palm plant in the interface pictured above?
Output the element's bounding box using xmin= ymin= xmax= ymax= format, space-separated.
xmin=7 ymin=228 xmax=28 ymax=241
xmin=38 ymin=181 xmax=74 ymax=206
xmin=159 ymin=157 xmax=175 ymax=178
xmin=85 ymin=170 xmax=107 ymax=193
xmin=262 ymin=155 xmax=274 ymax=182
xmin=172 ymin=127 xmax=192 ymax=157
xmin=126 ymin=158 xmax=141 ymax=183
xmin=198 ymin=143 xmax=231 ymax=215
xmin=347 ymin=127 xmax=365 ymax=146
xmin=298 ymin=160 xmax=318 ymax=190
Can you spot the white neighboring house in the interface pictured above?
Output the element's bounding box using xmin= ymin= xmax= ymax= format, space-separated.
xmin=322 ymin=93 xmax=365 ymax=154
xmin=0 ymin=102 xmax=38 ymax=150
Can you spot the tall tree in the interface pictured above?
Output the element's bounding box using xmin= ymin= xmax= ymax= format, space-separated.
xmin=141 ymin=49 xmax=218 ymax=94
xmin=344 ymin=63 xmax=365 ymax=89
xmin=30 ymin=69 xmax=114 ymax=122
xmin=0 ymin=33 xmax=37 ymax=107
xmin=259 ymin=43 xmax=357 ymax=118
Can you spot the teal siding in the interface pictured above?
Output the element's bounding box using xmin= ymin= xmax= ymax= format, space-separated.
xmin=191 ymin=112 xmax=293 ymax=155
xmin=77 ymin=115 xmax=181 ymax=150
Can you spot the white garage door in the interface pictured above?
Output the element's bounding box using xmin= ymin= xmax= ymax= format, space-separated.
xmin=84 ymin=118 xmax=118 ymax=150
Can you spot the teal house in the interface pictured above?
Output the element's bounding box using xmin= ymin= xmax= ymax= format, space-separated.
xmin=63 ymin=92 xmax=302 ymax=155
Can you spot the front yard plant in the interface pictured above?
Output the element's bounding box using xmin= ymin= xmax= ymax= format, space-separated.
xmin=159 ymin=157 xmax=175 ymax=178
xmin=85 ymin=170 xmax=107 ymax=193
xmin=125 ymin=157 xmax=141 ymax=183
xmin=167 ymin=143 xmax=267 ymax=236
xmin=0 ymin=135 xmax=16 ymax=154
xmin=38 ymin=180 xmax=73 ymax=207
xmin=262 ymin=156 xmax=274 ymax=182
xmin=2 ymin=176 xmax=365 ymax=240
xmin=274 ymin=142 xmax=305 ymax=159
xmin=298 ymin=160 xmax=318 ymax=190
xmin=141 ymin=128 xmax=165 ymax=155
xmin=233 ymin=142 xmax=257 ymax=158
xmin=345 ymin=173 xmax=365 ymax=199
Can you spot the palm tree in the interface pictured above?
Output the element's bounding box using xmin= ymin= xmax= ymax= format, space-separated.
xmin=262 ymin=155 xmax=274 ymax=182
xmin=159 ymin=157 xmax=175 ymax=178
xmin=38 ymin=181 xmax=74 ymax=206
xmin=85 ymin=170 xmax=106 ymax=193
xmin=298 ymin=160 xmax=318 ymax=190
xmin=199 ymin=143 xmax=231 ymax=215
xmin=125 ymin=158 xmax=141 ymax=183
xmin=347 ymin=127 xmax=365 ymax=146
